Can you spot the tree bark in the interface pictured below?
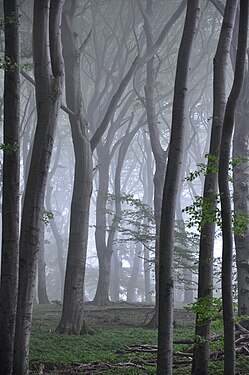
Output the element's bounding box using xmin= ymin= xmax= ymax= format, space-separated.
xmin=218 ymin=2 xmax=248 ymax=374
xmin=233 ymin=76 xmax=249 ymax=317
xmin=0 ymin=2 xmax=20 ymax=374
xmin=37 ymin=218 xmax=50 ymax=304
xmin=192 ymin=2 xmax=238 ymax=374
xmin=157 ymin=1 xmax=200 ymax=374
xmin=13 ymin=1 xmax=64 ymax=373
xmin=55 ymin=0 xmax=93 ymax=334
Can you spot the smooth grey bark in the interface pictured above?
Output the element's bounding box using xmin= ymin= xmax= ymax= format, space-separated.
xmin=0 ymin=2 xmax=20 ymax=374
xmin=233 ymin=71 xmax=249 ymax=317
xmin=55 ymin=0 xmax=93 ymax=334
xmin=218 ymin=2 xmax=248 ymax=373
xmin=110 ymin=251 xmax=120 ymax=302
xmin=13 ymin=1 xmax=64 ymax=373
xmin=157 ymin=1 xmax=200 ymax=374
xmin=127 ymin=243 xmax=142 ymax=302
xmin=137 ymin=0 xmax=168 ymax=327
xmin=37 ymin=218 xmax=50 ymax=304
xmin=46 ymin=185 xmax=65 ymax=301
xmin=191 ymin=2 xmax=238 ymax=374
xmin=46 ymin=133 xmax=66 ymax=301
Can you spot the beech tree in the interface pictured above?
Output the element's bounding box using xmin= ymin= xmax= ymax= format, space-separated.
xmin=218 ymin=1 xmax=248 ymax=373
xmin=13 ymin=1 xmax=64 ymax=373
xmin=56 ymin=0 xmax=93 ymax=334
xmin=0 ymin=1 xmax=20 ymax=373
xmin=157 ymin=1 xmax=200 ymax=374
xmin=191 ymin=2 xmax=238 ymax=374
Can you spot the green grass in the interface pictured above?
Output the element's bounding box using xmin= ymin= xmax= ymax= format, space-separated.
xmin=29 ymin=305 xmax=247 ymax=375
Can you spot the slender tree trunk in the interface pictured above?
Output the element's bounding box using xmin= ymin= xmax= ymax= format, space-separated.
xmin=93 ymin=159 xmax=111 ymax=305
xmin=138 ymin=0 xmax=167 ymax=328
xmin=157 ymin=1 xmax=200 ymax=374
xmin=37 ymin=219 xmax=50 ymax=304
xmin=46 ymin=185 xmax=66 ymax=301
xmin=127 ymin=243 xmax=142 ymax=302
xmin=218 ymin=3 xmax=248 ymax=374
xmin=110 ymin=251 xmax=120 ymax=302
xmin=0 ymin=2 xmax=20 ymax=373
xmin=233 ymin=79 xmax=249 ymax=317
xmin=192 ymin=2 xmax=238 ymax=374
xmin=13 ymin=2 xmax=64 ymax=373
xmin=233 ymin=56 xmax=249 ymax=320
xmin=56 ymin=0 xmax=93 ymax=334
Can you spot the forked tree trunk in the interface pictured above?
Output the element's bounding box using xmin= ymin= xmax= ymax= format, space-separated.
xmin=0 ymin=1 xmax=20 ymax=374
xmin=13 ymin=2 xmax=64 ymax=374
xmin=218 ymin=2 xmax=248 ymax=374
xmin=55 ymin=0 xmax=93 ymax=334
xmin=157 ymin=1 xmax=200 ymax=374
xmin=192 ymin=2 xmax=238 ymax=374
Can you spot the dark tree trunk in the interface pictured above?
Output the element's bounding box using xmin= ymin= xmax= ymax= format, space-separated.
xmin=157 ymin=1 xmax=200 ymax=374
xmin=56 ymin=0 xmax=93 ymax=334
xmin=192 ymin=2 xmax=238 ymax=374
xmin=233 ymin=82 xmax=249 ymax=316
xmin=0 ymin=2 xmax=20 ymax=373
xmin=13 ymin=2 xmax=64 ymax=373
xmin=218 ymin=2 xmax=248 ymax=374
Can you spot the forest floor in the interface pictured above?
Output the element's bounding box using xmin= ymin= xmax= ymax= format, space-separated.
xmin=30 ymin=302 xmax=249 ymax=374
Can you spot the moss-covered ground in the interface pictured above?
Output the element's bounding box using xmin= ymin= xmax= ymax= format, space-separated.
xmin=29 ymin=303 xmax=248 ymax=374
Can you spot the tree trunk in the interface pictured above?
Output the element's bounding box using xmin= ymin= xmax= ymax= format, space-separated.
xmin=110 ymin=251 xmax=120 ymax=302
xmin=0 ymin=2 xmax=20 ymax=373
xmin=56 ymin=0 xmax=93 ymax=334
xmin=233 ymin=86 xmax=249 ymax=316
xmin=233 ymin=52 xmax=249 ymax=319
xmin=13 ymin=2 xmax=64 ymax=373
xmin=37 ymin=219 xmax=50 ymax=304
xmin=192 ymin=2 xmax=238 ymax=374
xmin=127 ymin=243 xmax=142 ymax=302
xmin=93 ymin=158 xmax=111 ymax=305
xmin=157 ymin=1 xmax=200 ymax=374
xmin=218 ymin=2 xmax=248 ymax=374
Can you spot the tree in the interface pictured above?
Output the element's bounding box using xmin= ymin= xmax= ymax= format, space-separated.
xmin=218 ymin=2 xmax=248 ymax=373
xmin=13 ymin=1 xmax=64 ymax=373
xmin=191 ymin=2 xmax=238 ymax=374
xmin=157 ymin=1 xmax=200 ymax=374
xmin=0 ymin=2 xmax=20 ymax=374
xmin=55 ymin=0 xmax=93 ymax=334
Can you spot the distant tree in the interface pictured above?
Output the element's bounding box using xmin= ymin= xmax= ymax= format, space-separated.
xmin=0 ymin=2 xmax=20 ymax=374
xmin=13 ymin=1 xmax=64 ymax=373
xmin=157 ymin=1 xmax=200 ymax=374
xmin=218 ymin=1 xmax=248 ymax=373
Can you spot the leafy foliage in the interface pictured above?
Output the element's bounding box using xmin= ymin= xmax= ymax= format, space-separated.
xmin=42 ymin=210 xmax=54 ymax=227
xmin=0 ymin=142 xmax=19 ymax=155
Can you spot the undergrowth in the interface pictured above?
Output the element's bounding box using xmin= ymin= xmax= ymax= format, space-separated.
xmin=29 ymin=304 xmax=247 ymax=375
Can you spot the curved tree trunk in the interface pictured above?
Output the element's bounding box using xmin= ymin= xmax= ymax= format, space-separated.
xmin=192 ymin=2 xmax=238 ymax=374
xmin=233 ymin=78 xmax=249 ymax=317
xmin=55 ymin=0 xmax=93 ymax=334
xmin=13 ymin=1 xmax=64 ymax=374
xmin=0 ymin=2 xmax=20 ymax=373
xmin=218 ymin=3 xmax=248 ymax=374
xmin=157 ymin=1 xmax=200 ymax=374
